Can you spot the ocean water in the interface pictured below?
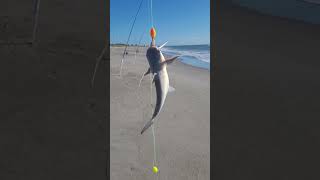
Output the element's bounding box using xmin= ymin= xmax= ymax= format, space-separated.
xmin=162 ymin=44 xmax=210 ymax=70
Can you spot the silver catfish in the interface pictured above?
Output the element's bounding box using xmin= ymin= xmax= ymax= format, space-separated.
xmin=140 ymin=40 xmax=179 ymax=134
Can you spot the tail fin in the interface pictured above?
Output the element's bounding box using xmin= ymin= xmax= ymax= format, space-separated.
xmin=141 ymin=119 xmax=155 ymax=134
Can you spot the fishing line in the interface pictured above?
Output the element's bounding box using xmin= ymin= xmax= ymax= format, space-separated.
xmin=134 ymin=0 xmax=150 ymax=64
xmin=152 ymin=123 xmax=157 ymax=165
xmin=119 ymin=0 xmax=145 ymax=77
xmin=149 ymin=0 xmax=158 ymax=176
xmin=93 ymin=0 xmax=144 ymax=85
xmin=138 ymin=24 xmax=148 ymax=48
xmin=135 ymin=26 xmax=147 ymax=62
xmin=150 ymin=73 xmax=159 ymax=177
xmin=150 ymin=0 xmax=154 ymax=27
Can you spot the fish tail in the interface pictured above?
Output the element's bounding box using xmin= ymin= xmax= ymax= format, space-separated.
xmin=141 ymin=119 xmax=155 ymax=134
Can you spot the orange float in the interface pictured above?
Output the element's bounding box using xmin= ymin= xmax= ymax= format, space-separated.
xmin=150 ymin=27 xmax=156 ymax=39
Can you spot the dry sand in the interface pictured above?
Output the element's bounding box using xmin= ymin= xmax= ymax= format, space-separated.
xmin=110 ymin=46 xmax=210 ymax=180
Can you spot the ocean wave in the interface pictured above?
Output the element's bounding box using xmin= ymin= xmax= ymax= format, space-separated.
xmin=161 ymin=47 xmax=210 ymax=63
xmin=161 ymin=45 xmax=210 ymax=70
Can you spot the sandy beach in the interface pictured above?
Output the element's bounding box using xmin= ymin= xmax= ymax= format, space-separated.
xmin=110 ymin=46 xmax=210 ymax=179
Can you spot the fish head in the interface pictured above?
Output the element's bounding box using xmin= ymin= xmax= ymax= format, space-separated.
xmin=146 ymin=46 xmax=166 ymax=73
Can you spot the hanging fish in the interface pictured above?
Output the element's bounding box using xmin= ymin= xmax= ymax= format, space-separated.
xmin=140 ymin=27 xmax=179 ymax=134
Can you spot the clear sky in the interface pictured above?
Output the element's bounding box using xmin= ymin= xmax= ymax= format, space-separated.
xmin=110 ymin=0 xmax=210 ymax=46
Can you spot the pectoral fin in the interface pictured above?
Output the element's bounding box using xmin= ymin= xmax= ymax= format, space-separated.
xmin=138 ymin=68 xmax=151 ymax=87
xmin=168 ymin=85 xmax=175 ymax=93
xmin=161 ymin=56 xmax=179 ymax=66
xmin=144 ymin=68 xmax=151 ymax=76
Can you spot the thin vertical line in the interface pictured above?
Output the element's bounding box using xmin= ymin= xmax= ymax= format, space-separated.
xmin=150 ymin=0 xmax=154 ymax=27
xmin=152 ymin=124 xmax=156 ymax=166
xmin=119 ymin=0 xmax=144 ymax=76
xmin=32 ymin=0 xmax=40 ymax=45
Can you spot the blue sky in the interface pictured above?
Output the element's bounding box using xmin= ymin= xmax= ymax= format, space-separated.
xmin=110 ymin=0 xmax=210 ymax=46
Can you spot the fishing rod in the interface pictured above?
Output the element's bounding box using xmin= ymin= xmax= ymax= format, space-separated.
xmin=119 ymin=0 xmax=145 ymax=77
xmin=134 ymin=23 xmax=148 ymax=62
xmin=91 ymin=0 xmax=145 ymax=86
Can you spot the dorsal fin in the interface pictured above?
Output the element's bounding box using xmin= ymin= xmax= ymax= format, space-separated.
xmin=158 ymin=41 xmax=168 ymax=49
